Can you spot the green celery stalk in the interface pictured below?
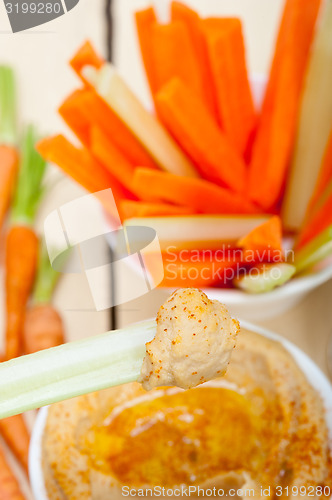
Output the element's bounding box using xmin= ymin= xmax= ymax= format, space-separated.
xmin=33 ymin=243 xmax=61 ymax=305
xmin=294 ymin=226 xmax=332 ymax=274
xmin=0 ymin=66 xmax=16 ymax=145
xmin=234 ymin=263 xmax=296 ymax=294
xmin=0 ymin=321 xmax=156 ymax=419
xmin=282 ymin=0 xmax=332 ymax=230
xmin=11 ymin=126 xmax=47 ymax=226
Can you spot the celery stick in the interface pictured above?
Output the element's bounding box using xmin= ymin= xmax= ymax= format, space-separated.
xmin=83 ymin=64 xmax=198 ymax=178
xmin=0 ymin=66 xmax=16 ymax=145
xmin=124 ymin=215 xmax=270 ymax=251
xmin=11 ymin=126 xmax=47 ymax=226
xmin=234 ymin=264 xmax=296 ymax=294
xmin=282 ymin=0 xmax=332 ymax=230
xmin=0 ymin=321 xmax=155 ymax=419
xmin=32 ymin=251 xmax=59 ymax=304
xmin=294 ymin=226 xmax=332 ymax=274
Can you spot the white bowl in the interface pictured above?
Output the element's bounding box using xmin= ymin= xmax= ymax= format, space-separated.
xmin=29 ymin=320 xmax=332 ymax=500
xmin=201 ymin=261 xmax=332 ymax=321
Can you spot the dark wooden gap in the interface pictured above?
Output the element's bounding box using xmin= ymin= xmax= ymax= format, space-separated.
xmin=105 ymin=0 xmax=118 ymax=331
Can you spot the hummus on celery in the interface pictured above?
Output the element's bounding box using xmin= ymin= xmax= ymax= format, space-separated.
xmin=139 ymin=288 xmax=240 ymax=390
xmin=42 ymin=329 xmax=332 ymax=500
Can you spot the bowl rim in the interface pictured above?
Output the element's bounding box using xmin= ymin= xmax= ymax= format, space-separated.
xmin=202 ymin=262 xmax=332 ymax=304
xmin=29 ymin=319 xmax=332 ymax=500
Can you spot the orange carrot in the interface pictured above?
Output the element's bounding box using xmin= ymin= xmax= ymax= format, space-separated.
xmin=119 ymin=200 xmax=193 ymax=220
xmin=171 ymin=1 xmax=217 ymax=119
xmin=0 ymin=446 xmax=26 ymax=500
xmin=37 ymin=135 xmax=111 ymax=192
xmin=0 ymin=146 xmax=19 ymax=231
xmin=136 ymin=8 xmax=209 ymax=108
xmin=131 ymin=168 xmax=260 ymax=215
xmin=150 ymin=21 xmax=205 ymax=101
xmin=6 ymin=226 xmax=38 ymax=360
xmin=202 ymin=18 xmax=256 ymax=155
xmin=296 ymin=192 xmax=332 ymax=249
xmin=306 ymin=128 xmax=332 ymax=214
xmin=37 ymin=135 xmax=134 ymax=206
xmin=24 ymin=305 xmax=64 ymax=354
xmin=5 ymin=127 xmax=46 ymax=360
xmin=238 ymin=216 xmax=284 ymax=262
xmin=135 ymin=7 xmax=159 ymax=96
xmin=59 ymin=88 xmax=157 ymax=168
xmin=0 ymin=67 xmax=19 ymax=231
xmin=90 ymin=126 xmax=136 ymax=189
xmin=58 ymin=89 xmax=91 ymax=147
xmin=0 ymin=416 xmax=30 ymax=474
xmin=70 ymin=40 xmax=104 ymax=86
xmin=248 ymin=0 xmax=322 ymax=210
xmin=24 ymin=244 xmax=65 ymax=355
xmin=145 ymin=249 xmax=242 ymax=288
xmin=155 ymin=78 xmax=247 ymax=192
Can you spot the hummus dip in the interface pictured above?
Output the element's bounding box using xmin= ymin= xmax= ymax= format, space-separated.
xmin=139 ymin=288 xmax=240 ymax=390
xmin=42 ymin=329 xmax=331 ymax=500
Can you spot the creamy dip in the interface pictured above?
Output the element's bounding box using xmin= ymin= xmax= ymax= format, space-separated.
xmin=139 ymin=288 xmax=240 ymax=390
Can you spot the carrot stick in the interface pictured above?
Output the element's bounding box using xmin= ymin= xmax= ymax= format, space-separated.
xmin=155 ymin=78 xmax=247 ymax=192
xmin=296 ymin=191 xmax=332 ymax=249
xmin=150 ymin=21 xmax=205 ymax=102
xmin=136 ymin=8 xmax=214 ymax=111
xmin=306 ymin=129 xmax=332 ymax=214
xmin=37 ymin=135 xmax=133 ymax=206
xmin=0 ymin=415 xmax=30 ymax=474
xmin=58 ymin=89 xmax=91 ymax=147
xmin=0 ymin=147 xmax=19 ymax=232
xmin=202 ymin=18 xmax=256 ymax=155
xmin=5 ymin=226 xmax=38 ymax=361
xmin=119 ymin=200 xmax=193 ymax=220
xmin=0 ymin=67 xmax=19 ymax=232
xmin=0 ymin=446 xmax=26 ymax=500
xmin=238 ymin=216 xmax=284 ymax=262
xmin=171 ymin=1 xmax=217 ymax=119
xmin=135 ymin=7 xmax=158 ymax=96
xmin=37 ymin=135 xmax=111 ymax=192
xmin=59 ymin=88 xmax=157 ymax=168
xmin=145 ymin=249 xmax=242 ymax=288
xmin=90 ymin=126 xmax=136 ymax=189
xmin=70 ymin=40 xmax=104 ymax=86
xmin=248 ymin=0 xmax=322 ymax=210
xmin=37 ymin=135 xmax=135 ymax=223
xmin=5 ymin=127 xmax=46 ymax=360
xmin=24 ymin=244 xmax=65 ymax=355
xmin=131 ymin=168 xmax=260 ymax=215
xmin=24 ymin=305 xmax=64 ymax=355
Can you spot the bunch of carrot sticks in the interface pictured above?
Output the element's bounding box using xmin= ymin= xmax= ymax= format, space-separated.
xmin=37 ymin=0 xmax=332 ymax=290
xmin=0 ymin=68 xmax=66 ymax=499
